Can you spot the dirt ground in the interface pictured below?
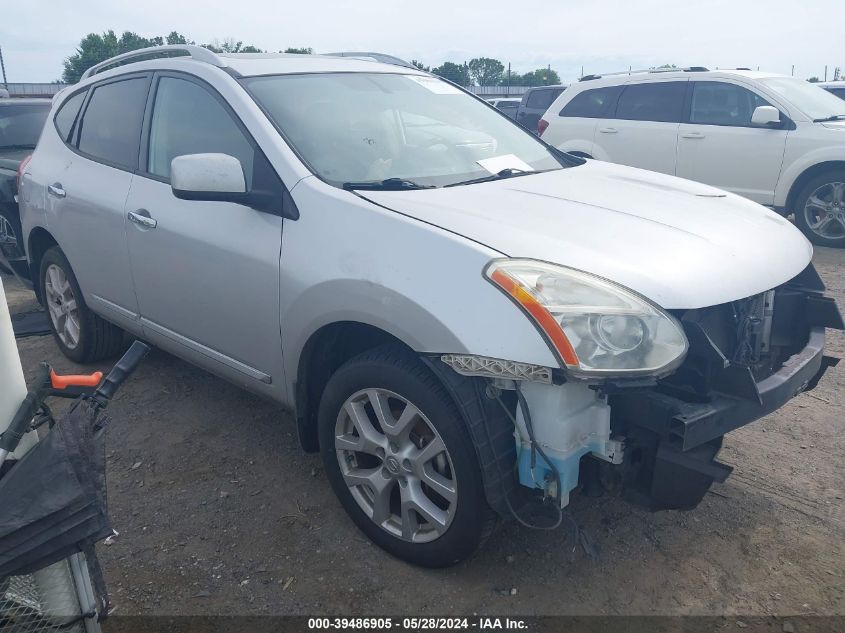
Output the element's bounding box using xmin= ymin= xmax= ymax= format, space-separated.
xmin=3 ymin=247 xmax=844 ymax=618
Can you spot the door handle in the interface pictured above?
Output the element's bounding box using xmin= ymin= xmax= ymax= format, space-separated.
xmin=47 ymin=183 xmax=66 ymax=198
xmin=681 ymin=132 xmax=705 ymax=139
xmin=598 ymin=127 xmax=618 ymax=134
xmin=128 ymin=210 xmax=157 ymax=229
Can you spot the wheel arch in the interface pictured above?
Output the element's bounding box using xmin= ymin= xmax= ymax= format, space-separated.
xmin=785 ymin=161 xmax=845 ymax=213
xmin=294 ymin=321 xmax=414 ymax=453
xmin=26 ymin=226 xmax=59 ymax=302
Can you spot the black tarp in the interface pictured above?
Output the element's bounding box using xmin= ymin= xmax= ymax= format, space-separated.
xmin=0 ymin=398 xmax=111 ymax=577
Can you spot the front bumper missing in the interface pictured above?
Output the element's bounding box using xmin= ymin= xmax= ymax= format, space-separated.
xmin=613 ymin=327 xmax=836 ymax=452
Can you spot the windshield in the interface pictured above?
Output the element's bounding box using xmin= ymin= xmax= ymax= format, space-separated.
xmin=243 ymin=72 xmax=569 ymax=188
xmin=0 ymin=103 xmax=50 ymax=149
xmin=758 ymin=77 xmax=845 ymax=121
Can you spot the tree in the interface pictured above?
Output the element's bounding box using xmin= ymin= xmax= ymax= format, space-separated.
xmin=516 ymin=68 xmax=561 ymax=87
xmin=411 ymin=60 xmax=430 ymax=72
xmin=432 ymin=61 xmax=470 ymax=86
xmin=807 ymin=76 xmax=820 ymax=83
xmin=62 ymin=30 xmax=261 ymax=82
xmin=468 ymin=57 xmax=504 ymax=86
xmin=284 ymin=47 xmax=313 ymax=54
xmin=202 ymin=39 xmax=263 ymax=54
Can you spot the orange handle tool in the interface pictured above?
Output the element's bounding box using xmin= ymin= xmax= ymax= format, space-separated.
xmin=50 ymin=369 xmax=104 ymax=390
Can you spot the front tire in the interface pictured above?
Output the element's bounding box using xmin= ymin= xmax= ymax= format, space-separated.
xmin=318 ymin=345 xmax=493 ymax=567
xmin=39 ymin=246 xmax=126 ymax=363
xmin=794 ymin=169 xmax=845 ymax=248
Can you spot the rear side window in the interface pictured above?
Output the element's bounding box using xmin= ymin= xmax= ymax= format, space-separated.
xmin=77 ymin=77 xmax=148 ymax=169
xmin=827 ymin=88 xmax=845 ymax=100
xmin=690 ymin=81 xmax=773 ymax=127
xmin=54 ymin=91 xmax=86 ymax=141
xmin=560 ymin=86 xmax=620 ymax=118
xmin=147 ymin=76 xmax=255 ymax=185
xmin=526 ymin=88 xmax=564 ymax=110
xmin=615 ymin=82 xmax=686 ymax=123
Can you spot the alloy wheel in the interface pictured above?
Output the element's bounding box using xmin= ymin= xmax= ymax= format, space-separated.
xmin=334 ymin=388 xmax=457 ymax=543
xmin=44 ymin=264 xmax=81 ymax=349
xmin=803 ymin=181 xmax=845 ymax=240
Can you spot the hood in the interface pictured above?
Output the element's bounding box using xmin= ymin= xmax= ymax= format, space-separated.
xmin=361 ymin=161 xmax=812 ymax=309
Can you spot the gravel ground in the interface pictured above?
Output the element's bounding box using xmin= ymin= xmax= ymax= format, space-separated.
xmin=3 ymin=247 xmax=843 ymax=617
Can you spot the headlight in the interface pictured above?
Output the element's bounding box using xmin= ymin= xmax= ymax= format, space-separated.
xmin=485 ymin=259 xmax=688 ymax=378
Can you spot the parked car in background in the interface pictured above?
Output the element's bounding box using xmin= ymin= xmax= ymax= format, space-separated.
xmin=16 ymin=47 xmax=842 ymax=567
xmin=515 ymin=85 xmax=566 ymax=133
xmin=486 ymin=97 xmax=521 ymax=119
xmin=540 ymin=68 xmax=845 ymax=247
xmin=818 ymin=81 xmax=845 ymax=101
xmin=0 ymin=98 xmax=51 ymax=276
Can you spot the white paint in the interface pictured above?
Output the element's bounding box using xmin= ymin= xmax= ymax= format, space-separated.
xmin=0 ymin=277 xmax=36 ymax=458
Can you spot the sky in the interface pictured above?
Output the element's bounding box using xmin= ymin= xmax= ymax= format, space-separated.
xmin=2 ymin=0 xmax=842 ymax=84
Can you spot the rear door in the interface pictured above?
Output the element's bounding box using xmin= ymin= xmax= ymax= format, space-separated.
xmin=591 ymin=80 xmax=687 ymax=175
xmin=46 ymin=75 xmax=151 ymax=329
xmin=676 ymin=80 xmax=789 ymax=205
xmin=124 ymin=72 xmax=285 ymax=388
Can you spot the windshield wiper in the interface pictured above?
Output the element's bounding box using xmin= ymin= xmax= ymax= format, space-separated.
xmin=0 ymin=144 xmax=36 ymax=150
xmin=444 ymin=168 xmax=536 ymax=188
xmin=813 ymin=115 xmax=845 ymax=122
xmin=342 ymin=178 xmax=434 ymax=191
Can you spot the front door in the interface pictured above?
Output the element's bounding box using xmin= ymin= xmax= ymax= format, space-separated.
xmin=676 ymin=80 xmax=788 ymax=205
xmin=125 ymin=73 xmax=284 ymax=388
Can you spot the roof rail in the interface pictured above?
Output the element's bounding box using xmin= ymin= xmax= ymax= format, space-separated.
xmin=579 ymin=66 xmax=710 ymax=81
xmin=323 ymin=52 xmax=417 ymax=70
xmin=80 ymin=45 xmax=225 ymax=80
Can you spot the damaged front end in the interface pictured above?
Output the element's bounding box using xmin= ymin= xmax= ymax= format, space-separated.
xmin=608 ymin=263 xmax=842 ymax=511
xmin=433 ymin=264 xmax=842 ymax=519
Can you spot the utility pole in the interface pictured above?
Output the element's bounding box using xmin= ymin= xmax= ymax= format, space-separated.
xmin=791 ymin=64 xmax=794 ymax=77
xmin=0 ymin=47 xmax=8 ymax=88
xmin=507 ymin=62 xmax=511 ymax=97
xmin=824 ymin=65 xmax=828 ymax=81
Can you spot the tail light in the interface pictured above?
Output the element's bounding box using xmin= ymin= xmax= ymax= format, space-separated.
xmin=537 ymin=118 xmax=549 ymax=136
xmin=16 ymin=154 xmax=32 ymax=194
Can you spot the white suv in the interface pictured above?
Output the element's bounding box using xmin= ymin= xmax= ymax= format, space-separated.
xmin=15 ymin=48 xmax=843 ymax=566
xmin=540 ymin=68 xmax=845 ymax=247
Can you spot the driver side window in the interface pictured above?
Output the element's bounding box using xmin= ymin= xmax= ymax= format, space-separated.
xmin=690 ymin=81 xmax=774 ymax=127
xmin=148 ymin=76 xmax=255 ymax=186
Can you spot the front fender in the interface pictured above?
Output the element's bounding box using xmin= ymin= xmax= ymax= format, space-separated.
xmin=776 ymin=144 xmax=845 ymax=208
xmin=278 ymin=177 xmax=561 ymax=403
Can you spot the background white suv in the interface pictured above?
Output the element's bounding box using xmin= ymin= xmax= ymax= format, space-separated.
xmin=540 ymin=69 xmax=845 ymax=247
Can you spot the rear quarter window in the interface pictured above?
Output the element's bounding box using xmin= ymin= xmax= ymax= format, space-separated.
xmin=559 ymin=86 xmax=620 ymax=118
xmin=54 ymin=91 xmax=87 ymax=142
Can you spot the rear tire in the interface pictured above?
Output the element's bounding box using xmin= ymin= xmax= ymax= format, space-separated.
xmin=793 ymin=169 xmax=845 ymax=248
xmin=39 ymin=246 xmax=126 ymax=363
xmin=318 ymin=345 xmax=494 ymax=567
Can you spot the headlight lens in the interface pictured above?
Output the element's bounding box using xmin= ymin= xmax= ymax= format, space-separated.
xmin=485 ymin=259 xmax=688 ymax=378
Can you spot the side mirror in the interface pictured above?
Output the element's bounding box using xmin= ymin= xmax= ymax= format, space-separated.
xmin=171 ymin=153 xmax=247 ymax=202
xmin=751 ymin=105 xmax=782 ymax=127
